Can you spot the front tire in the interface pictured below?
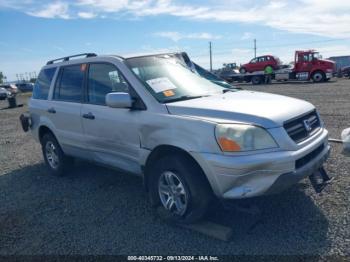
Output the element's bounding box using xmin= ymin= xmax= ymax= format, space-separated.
xmin=149 ymin=155 xmax=213 ymax=224
xmin=312 ymin=71 xmax=325 ymax=83
xmin=41 ymin=133 xmax=73 ymax=176
xmin=239 ymin=67 xmax=247 ymax=74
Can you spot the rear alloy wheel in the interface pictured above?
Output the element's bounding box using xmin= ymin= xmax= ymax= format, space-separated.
xmin=45 ymin=141 xmax=59 ymax=170
xmin=312 ymin=71 xmax=325 ymax=83
xmin=41 ymin=133 xmax=73 ymax=176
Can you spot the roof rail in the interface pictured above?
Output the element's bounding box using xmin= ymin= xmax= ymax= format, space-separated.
xmin=46 ymin=53 xmax=97 ymax=65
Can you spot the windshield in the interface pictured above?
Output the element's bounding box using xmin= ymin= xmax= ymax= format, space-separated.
xmin=313 ymin=52 xmax=322 ymax=60
xmin=125 ymin=55 xmax=227 ymax=103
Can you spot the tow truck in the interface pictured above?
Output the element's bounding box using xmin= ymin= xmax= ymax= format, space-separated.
xmin=224 ymin=50 xmax=336 ymax=85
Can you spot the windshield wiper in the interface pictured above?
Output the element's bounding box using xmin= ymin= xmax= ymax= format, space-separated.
xmin=164 ymin=95 xmax=205 ymax=103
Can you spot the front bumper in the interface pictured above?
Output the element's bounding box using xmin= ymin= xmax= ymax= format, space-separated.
xmin=326 ymin=72 xmax=333 ymax=79
xmin=192 ymin=128 xmax=330 ymax=199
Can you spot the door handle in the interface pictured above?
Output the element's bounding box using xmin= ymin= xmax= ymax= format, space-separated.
xmin=47 ymin=107 xmax=56 ymax=114
xmin=82 ymin=112 xmax=95 ymax=120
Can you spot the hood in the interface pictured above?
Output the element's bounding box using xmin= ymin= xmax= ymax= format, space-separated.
xmin=318 ymin=59 xmax=336 ymax=71
xmin=319 ymin=59 xmax=335 ymax=68
xmin=166 ymin=91 xmax=315 ymax=128
xmin=321 ymin=59 xmax=335 ymax=64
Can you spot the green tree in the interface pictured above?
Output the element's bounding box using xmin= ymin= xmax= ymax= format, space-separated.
xmin=0 ymin=72 xmax=3 ymax=84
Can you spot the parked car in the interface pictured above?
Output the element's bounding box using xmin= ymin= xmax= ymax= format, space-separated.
xmin=215 ymin=65 xmax=242 ymax=83
xmin=192 ymin=63 xmax=235 ymax=88
xmin=16 ymin=82 xmax=34 ymax=92
xmin=0 ymin=87 xmax=10 ymax=100
xmin=21 ymin=53 xmax=330 ymax=223
xmin=240 ymin=55 xmax=281 ymax=74
xmin=341 ymin=66 xmax=350 ymax=78
xmin=0 ymin=84 xmax=18 ymax=94
xmin=164 ymin=52 xmax=235 ymax=89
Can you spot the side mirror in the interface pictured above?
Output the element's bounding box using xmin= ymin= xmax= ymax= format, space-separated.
xmin=106 ymin=92 xmax=133 ymax=108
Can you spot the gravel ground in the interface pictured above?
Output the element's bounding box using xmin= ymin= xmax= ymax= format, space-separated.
xmin=0 ymin=80 xmax=349 ymax=256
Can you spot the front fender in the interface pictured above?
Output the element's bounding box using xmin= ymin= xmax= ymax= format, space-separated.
xmin=139 ymin=114 xmax=220 ymax=153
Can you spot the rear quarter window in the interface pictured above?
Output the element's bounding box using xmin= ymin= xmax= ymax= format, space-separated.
xmin=32 ymin=67 xmax=56 ymax=100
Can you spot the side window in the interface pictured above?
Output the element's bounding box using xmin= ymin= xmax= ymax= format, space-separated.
xmin=250 ymin=58 xmax=257 ymax=63
xmin=32 ymin=67 xmax=56 ymax=100
xmin=54 ymin=65 xmax=84 ymax=102
xmin=303 ymin=54 xmax=312 ymax=62
xmin=266 ymin=56 xmax=271 ymax=61
xmin=87 ymin=63 xmax=130 ymax=105
xmin=258 ymin=57 xmax=266 ymax=62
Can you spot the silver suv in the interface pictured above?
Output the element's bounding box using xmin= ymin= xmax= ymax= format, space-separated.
xmin=24 ymin=53 xmax=330 ymax=223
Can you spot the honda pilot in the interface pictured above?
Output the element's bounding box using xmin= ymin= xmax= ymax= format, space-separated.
xmin=22 ymin=53 xmax=331 ymax=223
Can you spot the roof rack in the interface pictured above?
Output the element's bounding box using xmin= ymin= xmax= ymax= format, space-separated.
xmin=46 ymin=53 xmax=97 ymax=65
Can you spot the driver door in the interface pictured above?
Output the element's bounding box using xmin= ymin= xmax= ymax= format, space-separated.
xmin=81 ymin=63 xmax=142 ymax=174
xmin=249 ymin=58 xmax=259 ymax=72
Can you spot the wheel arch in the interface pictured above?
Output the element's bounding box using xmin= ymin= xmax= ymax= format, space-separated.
xmin=38 ymin=125 xmax=57 ymax=144
xmin=311 ymin=69 xmax=325 ymax=77
xmin=143 ymin=145 xmax=212 ymax=193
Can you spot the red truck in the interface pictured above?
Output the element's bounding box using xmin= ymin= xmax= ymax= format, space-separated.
xmin=239 ymin=50 xmax=335 ymax=84
xmin=292 ymin=50 xmax=335 ymax=82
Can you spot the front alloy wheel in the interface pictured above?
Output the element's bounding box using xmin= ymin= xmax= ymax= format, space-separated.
xmin=158 ymin=171 xmax=188 ymax=216
xmin=149 ymin=155 xmax=213 ymax=224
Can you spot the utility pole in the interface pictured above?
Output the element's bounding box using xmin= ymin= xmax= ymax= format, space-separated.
xmin=254 ymin=39 xmax=257 ymax=58
xmin=209 ymin=41 xmax=213 ymax=72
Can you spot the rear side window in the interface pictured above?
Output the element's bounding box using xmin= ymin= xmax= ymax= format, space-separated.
xmin=54 ymin=65 xmax=84 ymax=102
xmin=32 ymin=67 xmax=56 ymax=100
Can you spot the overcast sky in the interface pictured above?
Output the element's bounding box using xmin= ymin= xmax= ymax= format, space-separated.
xmin=1 ymin=0 xmax=350 ymax=81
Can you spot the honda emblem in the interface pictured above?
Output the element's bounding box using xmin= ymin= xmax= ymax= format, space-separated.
xmin=303 ymin=119 xmax=312 ymax=132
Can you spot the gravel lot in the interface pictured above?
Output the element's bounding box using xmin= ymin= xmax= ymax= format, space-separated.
xmin=0 ymin=79 xmax=349 ymax=256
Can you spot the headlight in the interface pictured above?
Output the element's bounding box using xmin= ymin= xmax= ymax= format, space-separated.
xmin=215 ymin=124 xmax=278 ymax=152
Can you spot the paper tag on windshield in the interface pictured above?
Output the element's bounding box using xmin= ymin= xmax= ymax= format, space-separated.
xmin=146 ymin=77 xmax=177 ymax=93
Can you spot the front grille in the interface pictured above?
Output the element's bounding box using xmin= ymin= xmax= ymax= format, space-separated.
xmin=284 ymin=110 xmax=321 ymax=143
xmin=295 ymin=144 xmax=325 ymax=169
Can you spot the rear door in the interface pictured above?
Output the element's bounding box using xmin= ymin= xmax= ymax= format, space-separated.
xmin=48 ymin=64 xmax=87 ymax=157
xmin=81 ymin=63 xmax=142 ymax=174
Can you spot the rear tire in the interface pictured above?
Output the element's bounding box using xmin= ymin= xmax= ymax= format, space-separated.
xmin=312 ymin=71 xmax=325 ymax=83
xmin=264 ymin=65 xmax=274 ymax=73
xmin=252 ymin=75 xmax=263 ymax=85
xmin=148 ymin=154 xmax=213 ymax=224
xmin=41 ymin=133 xmax=73 ymax=176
